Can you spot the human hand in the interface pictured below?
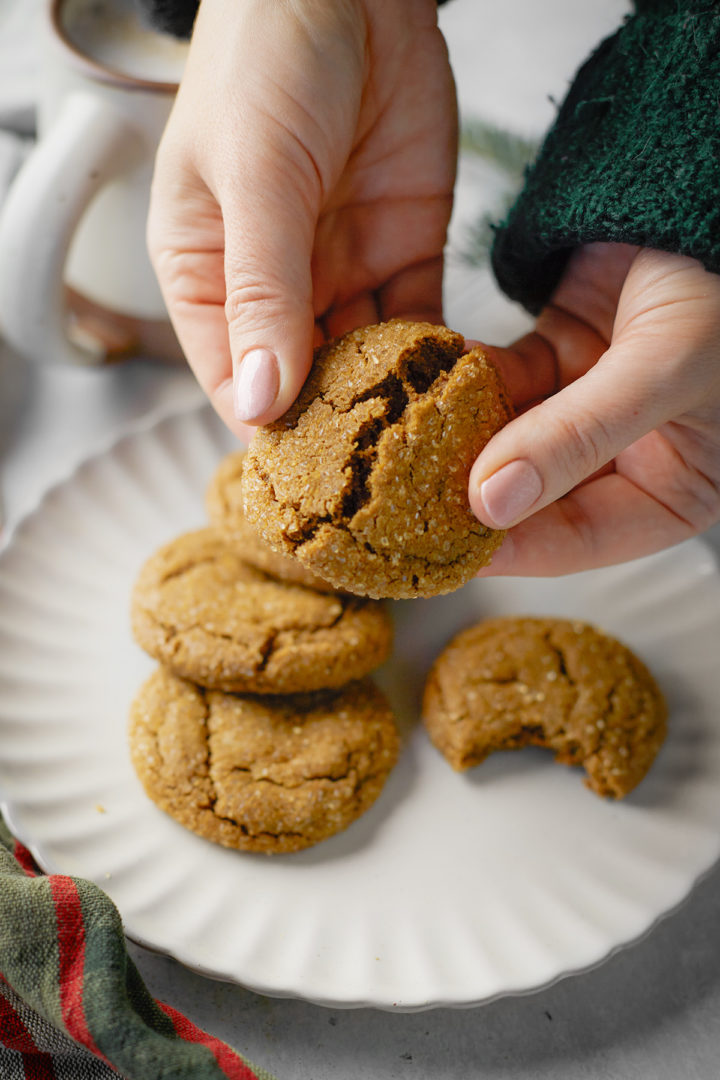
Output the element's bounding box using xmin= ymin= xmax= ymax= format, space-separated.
xmin=147 ymin=0 xmax=457 ymax=441
xmin=469 ymin=244 xmax=720 ymax=574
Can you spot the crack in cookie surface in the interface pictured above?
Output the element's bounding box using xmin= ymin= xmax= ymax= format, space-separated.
xmin=205 ymin=449 xmax=338 ymax=592
xmin=422 ymin=616 xmax=668 ymax=799
xmin=130 ymin=527 xmax=392 ymax=693
xmin=242 ymin=320 xmax=513 ymax=599
xmin=128 ymin=669 xmax=400 ymax=854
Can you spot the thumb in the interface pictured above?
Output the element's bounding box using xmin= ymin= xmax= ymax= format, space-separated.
xmin=223 ymin=178 xmax=316 ymax=426
xmin=468 ymin=339 xmax=680 ymax=529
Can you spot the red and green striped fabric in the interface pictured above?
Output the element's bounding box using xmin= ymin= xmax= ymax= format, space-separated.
xmin=0 ymin=817 xmax=276 ymax=1080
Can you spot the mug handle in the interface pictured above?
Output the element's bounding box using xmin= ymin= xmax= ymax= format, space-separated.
xmin=0 ymin=91 xmax=142 ymax=366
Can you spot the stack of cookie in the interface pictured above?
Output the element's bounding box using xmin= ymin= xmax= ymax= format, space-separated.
xmin=127 ymin=452 xmax=399 ymax=855
xmin=128 ymin=319 xmax=667 ymax=853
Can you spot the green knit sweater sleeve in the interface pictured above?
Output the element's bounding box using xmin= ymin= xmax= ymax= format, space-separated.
xmin=490 ymin=1 xmax=720 ymax=314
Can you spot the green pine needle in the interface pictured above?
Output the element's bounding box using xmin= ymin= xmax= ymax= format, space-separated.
xmin=458 ymin=118 xmax=537 ymax=266
xmin=460 ymin=117 xmax=537 ymax=176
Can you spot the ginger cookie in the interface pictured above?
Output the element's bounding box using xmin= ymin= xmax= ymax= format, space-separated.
xmin=242 ymin=320 xmax=512 ymax=600
xmin=422 ymin=616 xmax=667 ymax=798
xmin=205 ymin=449 xmax=336 ymax=592
xmin=131 ymin=528 xmax=393 ymax=693
xmin=129 ymin=667 xmax=400 ymax=854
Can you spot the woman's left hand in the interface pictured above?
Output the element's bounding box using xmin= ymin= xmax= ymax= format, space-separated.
xmin=469 ymin=243 xmax=720 ymax=574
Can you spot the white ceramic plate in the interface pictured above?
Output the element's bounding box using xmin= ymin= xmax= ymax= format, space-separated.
xmin=1 ymin=405 xmax=720 ymax=1011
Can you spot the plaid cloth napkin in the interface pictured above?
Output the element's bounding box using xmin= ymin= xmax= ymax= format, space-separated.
xmin=0 ymin=816 xmax=276 ymax=1080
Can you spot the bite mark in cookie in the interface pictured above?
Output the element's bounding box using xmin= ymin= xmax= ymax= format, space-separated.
xmin=422 ymin=616 xmax=668 ymax=798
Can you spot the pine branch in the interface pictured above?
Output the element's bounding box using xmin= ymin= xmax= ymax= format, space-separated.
xmin=460 ymin=117 xmax=537 ymax=177
xmin=457 ymin=118 xmax=538 ymax=266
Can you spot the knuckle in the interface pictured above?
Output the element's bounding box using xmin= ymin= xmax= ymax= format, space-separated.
xmin=224 ymin=279 xmax=288 ymax=332
xmin=552 ymin=411 xmax=612 ymax=478
xmin=149 ymin=247 xmax=222 ymax=308
xmin=224 ymin=261 xmax=311 ymax=336
xmin=149 ymin=246 xmax=185 ymax=284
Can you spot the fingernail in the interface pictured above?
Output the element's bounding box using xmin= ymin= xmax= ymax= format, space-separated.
xmin=478 ymin=460 xmax=543 ymax=527
xmin=233 ymin=348 xmax=279 ymax=422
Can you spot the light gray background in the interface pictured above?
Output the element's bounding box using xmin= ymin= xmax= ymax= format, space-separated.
xmin=3 ymin=1 xmax=720 ymax=1077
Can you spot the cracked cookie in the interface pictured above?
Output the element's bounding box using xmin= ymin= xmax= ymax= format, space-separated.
xmin=422 ymin=616 xmax=667 ymax=798
xmin=129 ymin=666 xmax=400 ymax=853
xmin=131 ymin=528 xmax=393 ymax=693
xmin=205 ymin=449 xmax=336 ymax=592
xmin=242 ymin=319 xmax=512 ymax=600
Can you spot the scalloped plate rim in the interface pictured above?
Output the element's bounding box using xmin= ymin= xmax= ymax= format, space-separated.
xmin=2 ymin=790 xmax=715 ymax=1013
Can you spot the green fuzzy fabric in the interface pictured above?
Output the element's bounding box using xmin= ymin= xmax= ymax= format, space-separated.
xmin=491 ymin=0 xmax=720 ymax=314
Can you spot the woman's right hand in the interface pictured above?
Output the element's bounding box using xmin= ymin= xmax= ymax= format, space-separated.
xmin=148 ymin=0 xmax=458 ymax=440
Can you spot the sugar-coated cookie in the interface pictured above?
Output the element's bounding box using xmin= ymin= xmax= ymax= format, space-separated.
xmin=205 ymin=450 xmax=336 ymax=592
xmin=131 ymin=528 xmax=392 ymax=693
xmin=242 ymin=320 xmax=512 ymax=599
xmin=422 ymin=616 xmax=667 ymax=798
xmin=129 ymin=667 xmax=400 ymax=853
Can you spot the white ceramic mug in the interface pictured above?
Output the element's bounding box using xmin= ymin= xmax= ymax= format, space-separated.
xmin=0 ymin=0 xmax=189 ymax=365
